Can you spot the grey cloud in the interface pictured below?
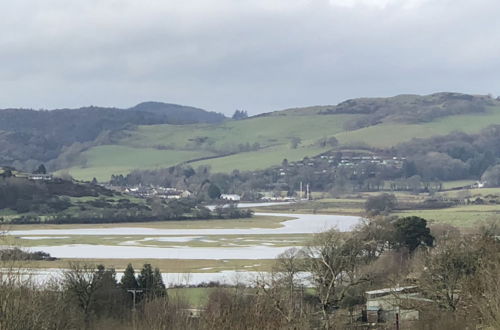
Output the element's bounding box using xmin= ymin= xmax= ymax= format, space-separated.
xmin=0 ymin=0 xmax=499 ymax=114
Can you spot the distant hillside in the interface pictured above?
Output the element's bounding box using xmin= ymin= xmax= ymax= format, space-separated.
xmin=3 ymin=92 xmax=500 ymax=181
xmin=0 ymin=103 xmax=226 ymax=171
xmin=61 ymin=92 xmax=500 ymax=181
xmin=129 ymin=102 xmax=225 ymax=124
xmin=269 ymin=92 xmax=496 ymax=129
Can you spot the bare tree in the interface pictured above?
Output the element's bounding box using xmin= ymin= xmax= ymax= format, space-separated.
xmin=303 ymin=229 xmax=369 ymax=329
xmin=63 ymin=262 xmax=101 ymax=326
xmin=254 ymin=248 xmax=310 ymax=326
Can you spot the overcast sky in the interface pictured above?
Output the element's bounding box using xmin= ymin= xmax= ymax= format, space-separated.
xmin=1 ymin=0 xmax=499 ymax=115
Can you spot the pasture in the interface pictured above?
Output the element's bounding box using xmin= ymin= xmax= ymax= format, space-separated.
xmin=64 ymin=105 xmax=500 ymax=181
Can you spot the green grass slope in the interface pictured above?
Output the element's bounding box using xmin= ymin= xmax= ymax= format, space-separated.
xmin=64 ymin=146 xmax=213 ymax=181
xmin=66 ymin=103 xmax=500 ymax=181
xmin=336 ymin=106 xmax=500 ymax=148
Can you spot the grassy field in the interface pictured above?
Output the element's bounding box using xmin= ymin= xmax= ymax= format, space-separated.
xmin=68 ymin=114 xmax=353 ymax=180
xmin=65 ymin=105 xmax=500 ymax=181
xmin=0 ymin=258 xmax=276 ymax=273
xmin=8 ymin=233 xmax=309 ymax=249
xmin=121 ymin=115 xmax=356 ymax=150
xmin=1 ymin=215 xmax=291 ymax=232
xmin=394 ymin=205 xmax=500 ymax=228
xmin=64 ymin=146 xmax=213 ymax=181
xmin=190 ymin=145 xmax=328 ymax=173
xmin=441 ymin=180 xmax=477 ymax=190
xmin=336 ymin=106 xmax=500 ymax=148
xmin=168 ymin=287 xmax=219 ymax=307
xmin=254 ymin=199 xmax=365 ymax=215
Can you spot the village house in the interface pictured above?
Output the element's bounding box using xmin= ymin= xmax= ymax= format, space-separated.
xmin=220 ymin=194 xmax=241 ymax=201
xmin=28 ymin=174 xmax=53 ymax=181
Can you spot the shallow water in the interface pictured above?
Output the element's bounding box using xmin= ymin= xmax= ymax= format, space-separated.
xmin=29 ymin=244 xmax=295 ymax=259
xmin=5 ymin=268 xmax=309 ymax=287
xmin=9 ymin=212 xmax=360 ymax=236
xmin=7 ymin=206 xmax=361 ymax=261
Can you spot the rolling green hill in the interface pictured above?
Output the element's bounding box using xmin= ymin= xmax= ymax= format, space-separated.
xmin=58 ymin=93 xmax=500 ymax=181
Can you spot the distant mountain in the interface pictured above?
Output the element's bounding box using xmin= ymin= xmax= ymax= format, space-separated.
xmin=129 ymin=102 xmax=225 ymax=124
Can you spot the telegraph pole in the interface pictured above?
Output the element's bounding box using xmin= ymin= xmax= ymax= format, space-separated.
xmin=127 ymin=289 xmax=143 ymax=329
xmin=127 ymin=289 xmax=143 ymax=311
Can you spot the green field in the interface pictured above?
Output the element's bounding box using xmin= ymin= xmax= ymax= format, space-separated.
xmin=69 ymin=114 xmax=353 ymax=180
xmin=168 ymin=287 xmax=218 ymax=307
xmin=1 ymin=215 xmax=291 ymax=233
xmin=121 ymin=115 xmax=355 ymax=150
xmin=336 ymin=106 xmax=500 ymax=148
xmin=64 ymin=106 xmax=500 ymax=181
xmin=395 ymin=205 xmax=500 ymax=227
xmin=0 ymin=258 xmax=276 ymax=274
xmin=63 ymin=146 xmax=213 ymax=181
xmin=9 ymin=233 xmax=308 ymax=249
xmin=253 ymin=198 xmax=365 ymax=215
xmin=441 ymin=180 xmax=477 ymax=190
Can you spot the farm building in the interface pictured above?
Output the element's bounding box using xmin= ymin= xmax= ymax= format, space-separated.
xmin=220 ymin=194 xmax=241 ymax=201
xmin=28 ymin=174 xmax=53 ymax=181
xmin=365 ymin=286 xmax=432 ymax=326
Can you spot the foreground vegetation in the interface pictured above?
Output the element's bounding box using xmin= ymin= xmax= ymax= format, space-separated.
xmin=2 ymin=215 xmax=499 ymax=329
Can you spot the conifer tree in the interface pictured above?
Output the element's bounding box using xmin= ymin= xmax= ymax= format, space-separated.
xmin=120 ymin=263 xmax=138 ymax=289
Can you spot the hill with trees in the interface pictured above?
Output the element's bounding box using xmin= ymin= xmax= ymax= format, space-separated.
xmin=58 ymin=92 xmax=500 ymax=181
xmin=3 ymin=92 xmax=500 ymax=182
xmin=0 ymin=166 xmax=251 ymax=225
xmin=0 ymin=103 xmax=225 ymax=171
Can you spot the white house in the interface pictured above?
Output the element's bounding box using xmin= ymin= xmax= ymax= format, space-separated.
xmin=28 ymin=174 xmax=53 ymax=181
xmin=220 ymin=194 xmax=241 ymax=201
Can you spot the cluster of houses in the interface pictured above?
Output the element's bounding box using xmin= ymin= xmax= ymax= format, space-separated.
xmin=281 ymin=153 xmax=405 ymax=174
xmin=259 ymin=195 xmax=295 ymax=202
xmin=334 ymin=155 xmax=405 ymax=168
xmin=0 ymin=166 xmax=53 ymax=181
xmin=111 ymin=185 xmax=193 ymax=199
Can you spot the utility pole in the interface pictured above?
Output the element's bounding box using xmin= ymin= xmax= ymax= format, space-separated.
xmin=127 ymin=289 xmax=143 ymax=311
xmin=299 ymin=181 xmax=303 ymax=200
xmin=128 ymin=289 xmax=143 ymax=330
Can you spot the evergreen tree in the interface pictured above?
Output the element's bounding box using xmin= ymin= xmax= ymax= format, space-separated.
xmin=152 ymin=267 xmax=167 ymax=297
xmin=232 ymin=109 xmax=248 ymax=120
xmin=120 ymin=264 xmax=138 ymax=290
xmin=137 ymin=264 xmax=166 ymax=298
xmin=207 ymin=183 xmax=221 ymax=199
xmin=34 ymin=164 xmax=47 ymax=174
xmin=137 ymin=263 xmax=155 ymax=290
xmin=394 ymin=216 xmax=434 ymax=252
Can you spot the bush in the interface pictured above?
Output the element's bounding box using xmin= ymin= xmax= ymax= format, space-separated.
xmin=364 ymin=193 xmax=397 ymax=215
